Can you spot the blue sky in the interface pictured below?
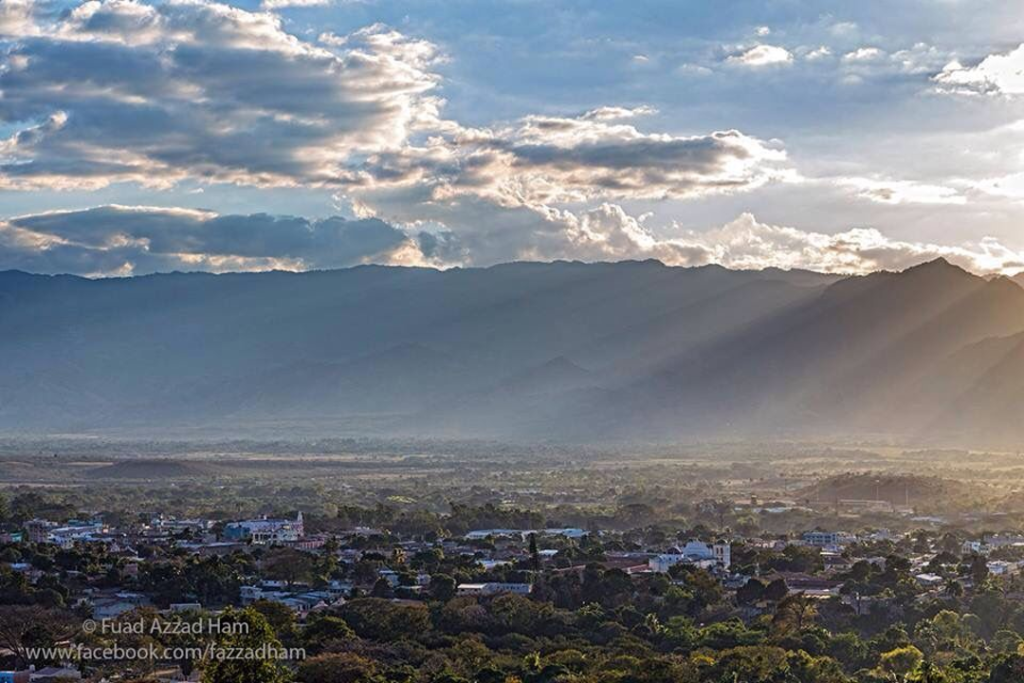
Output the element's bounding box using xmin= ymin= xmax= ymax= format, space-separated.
xmin=3 ymin=0 xmax=1024 ymax=275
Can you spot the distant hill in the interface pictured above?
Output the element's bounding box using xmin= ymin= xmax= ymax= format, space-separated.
xmin=6 ymin=259 xmax=1024 ymax=444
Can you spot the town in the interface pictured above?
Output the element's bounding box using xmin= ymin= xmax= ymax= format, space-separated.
xmin=4 ymin=454 xmax=1024 ymax=683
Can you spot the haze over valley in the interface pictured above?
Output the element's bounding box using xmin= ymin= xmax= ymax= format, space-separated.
xmin=6 ymin=258 xmax=1024 ymax=446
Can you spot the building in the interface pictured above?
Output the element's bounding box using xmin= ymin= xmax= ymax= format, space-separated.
xmin=648 ymin=540 xmax=731 ymax=573
xmin=146 ymin=516 xmax=214 ymax=535
xmin=962 ymin=540 xmax=985 ymax=555
xmin=24 ymin=519 xmax=107 ymax=548
xmin=91 ymin=591 xmax=151 ymax=619
xmin=457 ymin=582 xmax=533 ymax=596
xmin=802 ymin=531 xmax=856 ymax=548
xmin=28 ymin=667 xmax=81 ymax=682
xmin=224 ymin=512 xmax=304 ymax=544
xmin=464 ymin=528 xmax=587 ymax=541
xmin=988 ymin=560 xmax=1018 ymax=576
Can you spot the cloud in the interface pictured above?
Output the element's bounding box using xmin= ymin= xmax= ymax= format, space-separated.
xmin=0 ymin=0 xmax=443 ymax=189
xmin=0 ymin=0 xmax=37 ymax=36
xmin=0 ymin=0 xmax=789 ymax=210
xmin=804 ymin=46 xmax=832 ymax=61
xmin=829 ymin=21 xmax=858 ymax=38
xmin=969 ymin=172 xmax=1024 ymax=200
xmin=593 ymin=212 xmax=1024 ymax=275
xmin=0 ymin=205 xmax=461 ymax=276
xmin=934 ymin=43 xmax=1024 ymax=95
xmin=833 ymin=43 xmax=951 ymax=85
xmin=6 ymin=204 xmax=1024 ymax=277
xmin=727 ymin=44 xmax=793 ymax=67
xmin=262 ymin=0 xmax=332 ymax=8
xmin=842 ymin=47 xmax=885 ymax=62
xmin=343 ymin=107 xmax=794 ymax=208
xmin=336 ymin=172 xmax=1024 ymax=275
xmin=835 ymin=177 xmax=966 ymax=205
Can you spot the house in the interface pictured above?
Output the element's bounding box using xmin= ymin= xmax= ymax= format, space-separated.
xmin=988 ymin=560 xmax=1018 ymax=576
xmin=30 ymin=667 xmax=82 ymax=682
xmin=224 ymin=512 xmax=304 ymax=544
xmin=91 ymin=591 xmax=151 ymax=619
xmin=769 ymin=572 xmax=842 ymax=598
xmin=168 ymin=603 xmax=203 ymax=612
xmin=457 ymin=582 xmax=533 ymax=596
xmin=962 ymin=540 xmax=985 ymax=555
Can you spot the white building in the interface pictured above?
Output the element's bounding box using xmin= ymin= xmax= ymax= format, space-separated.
xmin=962 ymin=540 xmax=985 ymax=555
xmin=648 ymin=540 xmax=731 ymax=573
xmin=224 ymin=512 xmax=304 ymax=544
xmin=802 ymin=531 xmax=856 ymax=548
xmin=988 ymin=560 xmax=1018 ymax=576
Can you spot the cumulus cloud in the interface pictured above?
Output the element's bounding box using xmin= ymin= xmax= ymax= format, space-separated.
xmin=5 ymin=203 xmax=1024 ymax=277
xmin=0 ymin=0 xmax=443 ymax=189
xmin=4 ymin=0 xmax=1006 ymax=281
xmin=0 ymin=0 xmax=37 ymax=36
xmin=343 ymin=107 xmax=793 ymax=208
xmin=556 ymin=211 xmax=1024 ymax=275
xmin=727 ymin=44 xmax=793 ymax=67
xmin=804 ymin=46 xmax=832 ymax=61
xmin=934 ymin=43 xmax=1024 ymax=95
xmin=0 ymin=205 xmax=461 ymax=276
xmin=0 ymin=0 xmax=791 ymax=216
xmin=831 ymin=42 xmax=952 ymax=86
xmin=668 ymin=214 xmax=1024 ymax=275
xmin=843 ymin=47 xmax=885 ymax=62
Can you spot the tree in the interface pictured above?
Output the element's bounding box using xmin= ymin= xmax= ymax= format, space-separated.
xmin=969 ymin=555 xmax=989 ymax=585
xmin=709 ymin=645 xmax=793 ymax=683
xmin=989 ymin=653 xmax=1024 ymax=683
xmin=0 ymin=606 xmax=77 ymax=668
xmin=262 ymin=548 xmax=314 ymax=586
xmin=529 ymin=533 xmax=540 ymax=572
xmin=370 ymin=577 xmax=393 ymax=598
xmin=764 ymin=578 xmax=789 ymax=602
xmin=430 ymin=574 xmax=457 ymax=602
xmin=201 ymin=607 xmax=291 ymax=683
xmin=296 ymin=653 xmax=377 ymax=683
xmin=339 ymin=598 xmax=430 ymax=641
xmin=736 ymin=578 xmax=765 ymax=605
xmin=302 ymin=614 xmax=355 ymax=654
xmin=879 ymin=645 xmax=923 ymax=678
xmin=250 ymin=599 xmax=298 ymax=645
xmin=772 ymin=594 xmax=817 ymax=636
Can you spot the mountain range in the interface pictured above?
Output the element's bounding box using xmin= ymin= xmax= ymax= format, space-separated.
xmin=4 ymin=258 xmax=1024 ymax=444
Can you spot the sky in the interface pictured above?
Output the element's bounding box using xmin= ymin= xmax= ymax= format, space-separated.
xmin=4 ymin=0 xmax=1024 ymax=276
